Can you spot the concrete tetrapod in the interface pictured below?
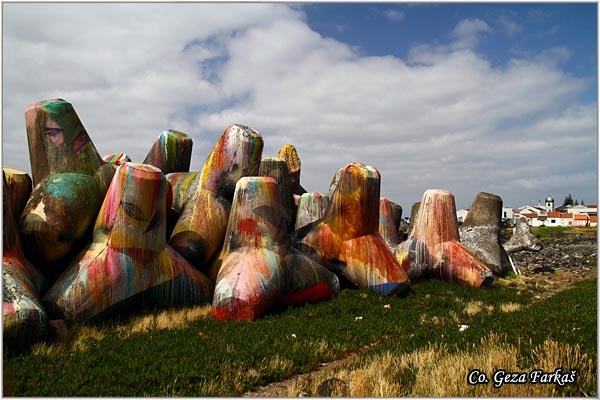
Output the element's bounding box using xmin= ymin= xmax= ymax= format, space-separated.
xmin=503 ymin=216 xmax=543 ymax=253
xmin=43 ymin=163 xmax=214 ymax=322
xmin=259 ymin=157 xmax=297 ymax=233
xmin=459 ymin=192 xmax=511 ymax=276
xmin=18 ymin=99 xmax=115 ymax=271
xmin=395 ymin=189 xmax=494 ymax=287
xmin=103 ymin=153 xmax=131 ymax=166
xmin=3 ymin=172 xmax=48 ymax=351
xmin=212 ymin=177 xmax=339 ymax=321
xmin=294 ymin=192 xmax=329 ymax=230
xmin=277 ymin=143 xmax=307 ymax=196
xmin=170 ymin=124 xmax=264 ymax=269
xmin=379 ymin=197 xmax=402 ymax=247
xmin=2 ymin=167 xmax=32 ymax=222
xmin=293 ymin=163 xmax=410 ymax=295
xmin=142 ymin=129 xmax=193 ymax=174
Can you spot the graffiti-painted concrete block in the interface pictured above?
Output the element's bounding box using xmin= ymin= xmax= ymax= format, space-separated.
xmin=379 ymin=198 xmax=402 ymax=247
xmin=170 ymin=124 xmax=263 ymax=268
xmin=293 ymin=163 xmax=410 ymax=295
xmin=395 ymin=189 xmax=494 ymax=287
xmin=213 ymin=177 xmax=339 ymax=321
xmin=143 ymin=129 xmax=193 ymax=174
xmin=259 ymin=157 xmax=297 ymax=233
xmin=42 ymin=163 xmax=213 ymax=322
xmin=2 ymin=167 xmax=32 ymax=222
xmin=103 ymin=152 xmax=131 ymax=166
xmin=19 ymin=99 xmax=115 ymax=268
xmin=277 ymin=144 xmax=307 ymax=196
xmin=295 ymin=192 xmax=329 ymax=230
xmin=3 ymin=173 xmax=48 ymax=351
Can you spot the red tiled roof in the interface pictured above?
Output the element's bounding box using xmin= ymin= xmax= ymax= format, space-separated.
xmin=574 ymin=214 xmax=589 ymax=220
xmin=560 ymin=213 xmax=573 ymax=219
xmin=547 ymin=211 xmax=561 ymax=218
xmin=590 ymin=216 xmax=598 ymax=222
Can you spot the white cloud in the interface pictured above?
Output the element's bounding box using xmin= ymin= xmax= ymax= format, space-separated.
xmin=382 ymin=9 xmax=405 ymax=22
xmin=451 ymin=18 xmax=493 ymax=51
xmin=2 ymin=4 xmax=596 ymax=213
xmin=497 ymin=14 xmax=522 ymax=36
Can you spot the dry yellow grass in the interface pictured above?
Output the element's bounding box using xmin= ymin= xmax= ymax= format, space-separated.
xmin=500 ymin=302 xmax=522 ymax=312
xmin=463 ymin=300 xmax=484 ymax=316
xmin=29 ymin=305 xmax=213 ymax=355
xmin=31 ymin=324 xmax=105 ymax=355
xmin=127 ymin=305 xmax=212 ymax=336
xmin=283 ymin=333 xmax=596 ymax=397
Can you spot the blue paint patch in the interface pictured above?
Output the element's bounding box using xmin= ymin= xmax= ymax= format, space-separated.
xmin=370 ymin=282 xmax=410 ymax=296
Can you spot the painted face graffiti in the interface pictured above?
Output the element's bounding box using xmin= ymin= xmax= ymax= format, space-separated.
xmin=44 ymin=119 xmax=64 ymax=145
xmin=72 ymin=131 xmax=89 ymax=153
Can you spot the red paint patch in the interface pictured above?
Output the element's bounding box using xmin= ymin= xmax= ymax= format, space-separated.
xmin=280 ymin=282 xmax=334 ymax=306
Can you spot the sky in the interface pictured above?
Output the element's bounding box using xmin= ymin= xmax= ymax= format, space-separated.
xmin=2 ymin=2 xmax=598 ymax=212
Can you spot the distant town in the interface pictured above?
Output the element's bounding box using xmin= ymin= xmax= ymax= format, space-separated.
xmin=457 ymin=195 xmax=598 ymax=228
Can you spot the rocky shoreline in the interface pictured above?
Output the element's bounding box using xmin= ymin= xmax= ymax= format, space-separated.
xmin=506 ymin=234 xmax=597 ymax=276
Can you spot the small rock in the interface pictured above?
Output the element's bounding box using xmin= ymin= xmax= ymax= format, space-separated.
xmin=317 ymin=378 xmax=348 ymax=397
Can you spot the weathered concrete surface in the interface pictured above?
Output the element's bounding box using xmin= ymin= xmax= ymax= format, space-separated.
xmin=459 ymin=192 xmax=511 ymax=275
xmin=503 ymin=216 xmax=543 ymax=253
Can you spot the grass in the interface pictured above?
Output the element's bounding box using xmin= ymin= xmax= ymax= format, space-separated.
xmin=3 ymin=277 xmax=597 ymax=397
xmin=531 ymin=225 xmax=597 ymax=240
xmin=287 ymin=333 xmax=596 ymax=397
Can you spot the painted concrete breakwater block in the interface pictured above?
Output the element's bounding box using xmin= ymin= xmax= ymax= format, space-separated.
xmin=3 ymin=173 xmax=48 ymax=350
xmin=42 ymin=163 xmax=214 ymax=322
xmin=212 ymin=177 xmax=339 ymax=321
xmin=277 ymin=143 xmax=307 ymax=196
xmin=379 ymin=198 xmax=402 ymax=247
xmin=103 ymin=152 xmax=131 ymax=166
xmin=459 ymin=192 xmax=511 ymax=275
xmin=293 ymin=163 xmax=410 ymax=295
xmin=295 ymin=192 xmax=329 ymax=230
xmin=3 ymin=167 xmax=32 ymax=222
xmin=395 ymin=189 xmax=494 ymax=287
xmin=19 ymin=99 xmax=115 ymax=267
xmin=143 ymin=129 xmax=193 ymax=174
xmin=170 ymin=124 xmax=264 ymax=269
xmin=166 ymin=172 xmax=199 ymax=216
xmin=259 ymin=157 xmax=297 ymax=233
xmin=503 ymin=216 xmax=543 ymax=253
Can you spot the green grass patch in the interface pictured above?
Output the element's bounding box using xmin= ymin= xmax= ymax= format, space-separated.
xmin=3 ymin=278 xmax=596 ymax=397
xmin=532 ymin=226 xmax=597 ymax=240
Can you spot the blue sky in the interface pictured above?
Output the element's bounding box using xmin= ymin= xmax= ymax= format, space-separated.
xmin=2 ymin=2 xmax=597 ymax=211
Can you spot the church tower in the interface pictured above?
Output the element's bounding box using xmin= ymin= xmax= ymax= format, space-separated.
xmin=545 ymin=195 xmax=554 ymax=212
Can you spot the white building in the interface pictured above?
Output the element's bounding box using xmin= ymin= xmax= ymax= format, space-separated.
xmin=502 ymin=207 xmax=515 ymax=225
xmin=456 ymin=209 xmax=469 ymax=224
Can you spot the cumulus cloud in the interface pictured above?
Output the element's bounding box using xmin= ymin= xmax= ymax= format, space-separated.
xmin=2 ymin=3 xmax=596 ymax=211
